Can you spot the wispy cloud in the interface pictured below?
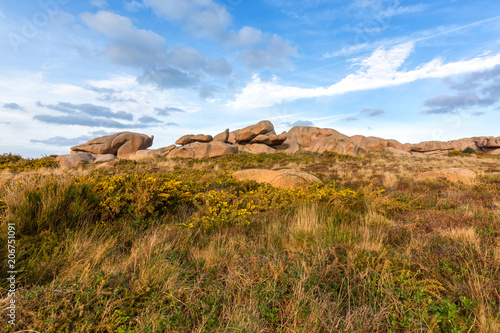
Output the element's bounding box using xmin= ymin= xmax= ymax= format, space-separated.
xmin=3 ymin=103 xmax=25 ymax=111
xmin=324 ymin=14 xmax=500 ymax=58
xmin=422 ymin=65 xmax=500 ymax=114
xmin=230 ymin=43 xmax=500 ymax=109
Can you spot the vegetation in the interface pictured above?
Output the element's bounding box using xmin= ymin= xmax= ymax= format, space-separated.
xmin=0 ymin=153 xmax=57 ymax=171
xmin=0 ymin=151 xmax=499 ymax=332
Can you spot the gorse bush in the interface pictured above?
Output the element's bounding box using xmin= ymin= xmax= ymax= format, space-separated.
xmin=85 ymin=171 xmax=192 ymax=219
xmin=5 ymin=175 xmax=100 ymax=235
xmin=2 ymin=151 xmax=499 ymax=332
xmin=0 ymin=153 xmax=57 ymax=171
xmin=462 ymin=147 xmax=476 ymax=154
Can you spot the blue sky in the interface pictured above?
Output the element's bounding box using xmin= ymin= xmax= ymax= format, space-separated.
xmin=1 ymin=0 xmax=500 ymax=157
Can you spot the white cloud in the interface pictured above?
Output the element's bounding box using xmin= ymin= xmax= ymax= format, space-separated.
xmin=143 ymin=0 xmax=231 ymax=38
xmin=143 ymin=0 xmax=298 ymax=70
xmin=90 ymin=0 xmax=108 ymax=9
xmin=229 ymin=43 xmax=500 ymax=109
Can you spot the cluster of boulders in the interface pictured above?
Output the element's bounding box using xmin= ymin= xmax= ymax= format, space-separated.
xmin=52 ymin=119 xmax=500 ymax=169
xmin=56 ymin=132 xmax=154 ymax=169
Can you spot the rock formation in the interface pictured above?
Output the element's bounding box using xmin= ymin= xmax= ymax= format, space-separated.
xmin=71 ymin=132 xmax=153 ymax=157
xmin=53 ymin=119 xmax=499 ymax=169
xmin=232 ymin=169 xmax=323 ymax=189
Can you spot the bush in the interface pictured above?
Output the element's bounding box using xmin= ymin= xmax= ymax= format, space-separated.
xmin=0 ymin=153 xmax=57 ymax=171
xmin=462 ymin=147 xmax=476 ymax=154
xmin=4 ymin=176 xmax=100 ymax=235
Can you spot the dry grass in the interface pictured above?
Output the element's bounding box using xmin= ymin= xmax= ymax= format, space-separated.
xmin=1 ymin=151 xmax=500 ymax=332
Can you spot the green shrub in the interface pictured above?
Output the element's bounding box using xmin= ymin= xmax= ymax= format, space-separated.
xmin=4 ymin=176 xmax=100 ymax=235
xmin=462 ymin=147 xmax=476 ymax=154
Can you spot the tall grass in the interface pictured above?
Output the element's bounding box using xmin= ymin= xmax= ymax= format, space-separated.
xmin=0 ymin=151 xmax=499 ymax=332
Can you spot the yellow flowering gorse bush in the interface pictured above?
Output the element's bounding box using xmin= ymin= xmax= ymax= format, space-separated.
xmin=82 ymin=171 xmax=192 ymax=219
xmin=188 ymin=190 xmax=256 ymax=230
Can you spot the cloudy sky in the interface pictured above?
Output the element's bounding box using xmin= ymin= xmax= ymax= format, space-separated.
xmin=1 ymin=0 xmax=500 ymax=157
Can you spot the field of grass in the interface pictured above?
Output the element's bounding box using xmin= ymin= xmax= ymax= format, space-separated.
xmin=0 ymin=151 xmax=499 ymax=332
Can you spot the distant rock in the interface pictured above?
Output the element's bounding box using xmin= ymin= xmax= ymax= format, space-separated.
xmin=410 ymin=141 xmax=453 ymax=155
xmin=214 ymin=129 xmax=229 ymax=142
xmin=234 ymin=120 xmax=275 ymax=143
xmin=132 ymin=145 xmax=176 ymax=159
xmin=56 ymin=152 xmax=95 ymax=169
xmin=169 ymin=141 xmax=237 ymax=159
xmin=383 ymin=147 xmax=411 ymax=155
xmin=475 ymin=136 xmax=500 ymax=149
xmin=306 ymin=135 xmax=366 ymax=156
xmin=238 ymin=143 xmax=277 ymax=154
xmin=488 ymin=148 xmax=500 ymax=155
xmin=232 ymin=169 xmax=322 ymax=189
xmin=250 ymin=132 xmax=287 ymax=146
xmin=448 ymin=138 xmax=480 ymax=152
xmin=93 ymin=154 xmax=116 ymax=162
xmin=279 ymin=126 xmax=351 ymax=154
xmin=175 ymin=134 xmax=213 ymax=145
xmin=417 ymin=168 xmax=477 ymax=184
xmin=71 ymin=132 xmax=153 ymax=158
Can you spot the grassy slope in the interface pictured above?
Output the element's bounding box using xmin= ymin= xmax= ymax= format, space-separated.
xmin=0 ymin=151 xmax=499 ymax=332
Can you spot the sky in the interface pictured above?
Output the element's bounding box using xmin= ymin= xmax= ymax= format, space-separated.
xmin=1 ymin=0 xmax=500 ymax=157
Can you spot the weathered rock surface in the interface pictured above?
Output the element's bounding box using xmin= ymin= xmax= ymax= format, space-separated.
xmin=232 ymin=169 xmax=322 ymax=189
xmin=234 ymin=120 xmax=275 ymax=143
xmin=175 ymin=134 xmax=213 ymax=145
xmin=238 ymin=143 xmax=277 ymax=154
xmin=448 ymin=138 xmax=480 ymax=152
xmin=410 ymin=141 xmax=453 ymax=155
xmin=71 ymin=132 xmax=153 ymax=157
xmin=306 ymin=135 xmax=366 ymax=156
xmin=417 ymin=168 xmax=477 ymax=184
xmin=250 ymin=133 xmax=287 ymax=146
xmin=214 ymin=129 xmax=229 ymax=142
xmin=475 ymin=136 xmax=500 ymax=148
xmin=93 ymin=154 xmax=116 ymax=162
xmin=133 ymin=145 xmax=176 ymax=159
xmin=383 ymin=147 xmax=411 ymax=155
xmin=56 ymin=152 xmax=95 ymax=169
xmin=169 ymin=141 xmax=237 ymax=159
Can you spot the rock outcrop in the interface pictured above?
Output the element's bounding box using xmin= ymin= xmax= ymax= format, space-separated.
xmin=175 ymin=134 xmax=213 ymax=145
xmin=56 ymin=152 xmax=95 ymax=169
xmin=169 ymin=141 xmax=237 ymax=159
xmin=279 ymin=126 xmax=364 ymax=156
xmin=71 ymin=132 xmax=153 ymax=157
xmin=383 ymin=147 xmax=410 ymax=155
xmin=232 ymin=169 xmax=323 ymax=189
xmin=53 ymin=120 xmax=498 ymax=169
xmin=417 ymin=168 xmax=477 ymax=184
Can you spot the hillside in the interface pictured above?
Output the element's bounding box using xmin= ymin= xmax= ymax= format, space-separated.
xmin=1 ymin=150 xmax=500 ymax=332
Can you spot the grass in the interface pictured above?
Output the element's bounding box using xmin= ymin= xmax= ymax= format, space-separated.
xmin=0 ymin=151 xmax=499 ymax=332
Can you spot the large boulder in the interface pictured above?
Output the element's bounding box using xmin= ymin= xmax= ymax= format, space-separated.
xmin=238 ymin=143 xmax=277 ymax=154
xmin=474 ymin=136 xmax=500 ymax=149
xmin=448 ymin=138 xmax=480 ymax=152
xmin=169 ymin=141 xmax=237 ymax=159
xmin=93 ymin=154 xmax=116 ymax=162
xmin=214 ymin=129 xmax=229 ymax=143
xmin=417 ymin=168 xmax=477 ymax=184
xmin=358 ymin=136 xmax=388 ymax=151
xmin=71 ymin=132 xmax=153 ymax=158
xmin=234 ymin=120 xmax=275 ymax=143
xmin=410 ymin=141 xmax=453 ymax=155
xmin=56 ymin=152 xmax=95 ymax=169
xmin=306 ymin=135 xmax=366 ymax=156
xmin=232 ymin=169 xmax=322 ymax=189
xmin=175 ymin=134 xmax=213 ymax=145
xmin=278 ymin=126 xmax=350 ymax=153
xmin=383 ymin=147 xmax=411 ymax=155
xmin=133 ymin=145 xmax=176 ymax=159
xmin=250 ymin=133 xmax=287 ymax=146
